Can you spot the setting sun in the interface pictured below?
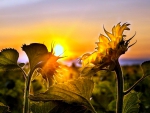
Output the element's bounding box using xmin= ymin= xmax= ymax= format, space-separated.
xmin=54 ymin=44 xmax=64 ymax=56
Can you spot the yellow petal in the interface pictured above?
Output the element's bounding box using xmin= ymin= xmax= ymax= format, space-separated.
xmin=81 ymin=53 xmax=91 ymax=60
xmin=119 ymin=23 xmax=130 ymax=36
xmin=116 ymin=36 xmax=122 ymax=44
xmin=99 ymin=34 xmax=110 ymax=43
xmin=96 ymin=42 xmax=109 ymax=53
xmin=103 ymin=26 xmax=116 ymax=41
xmin=112 ymin=26 xmax=116 ymax=36
xmin=115 ymin=22 xmax=121 ymax=37
xmin=108 ymin=42 xmax=116 ymax=49
xmin=89 ymin=52 xmax=97 ymax=63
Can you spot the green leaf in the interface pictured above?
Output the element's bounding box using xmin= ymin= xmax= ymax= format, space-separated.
xmin=49 ymin=102 xmax=90 ymax=113
xmin=80 ymin=66 xmax=95 ymax=78
xmin=30 ymin=77 xmax=96 ymax=113
xmin=123 ymin=91 xmax=140 ymax=113
xmin=108 ymin=100 xmax=116 ymax=112
xmin=141 ymin=60 xmax=150 ymax=76
xmin=0 ymin=48 xmax=20 ymax=72
xmin=31 ymin=101 xmax=90 ymax=113
xmin=30 ymin=101 xmax=57 ymax=113
xmin=22 ymin=43 xmax=49 ymax=71
xmin=0 ymin=102 xmax=10 ymax=113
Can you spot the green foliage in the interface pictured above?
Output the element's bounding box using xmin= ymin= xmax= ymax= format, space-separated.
xmin=141 ymin=61 xmax=150 ymax=76
xmin=0 ymin=49 xmax=24 ymax=113
xmin=30 ymin=102 xmax=57 ymax=113
xmin=22 ymin=43 xmax=49 ymax=71
xmin=80 ymin=66 xmax=95 ymax=77
xmin=108 ymin=100 xmax=116 ymax=112
xmin=92 ymin=70 xmax=116 ymax=112
xmin=0 ymin=69 xmax=24 ymax=113
xmin=123 ymin=91 xmax=140 ymax=113
xmin=0 ymin=102 xmax=10 ymax=113
xmin=123 ymin=65 xmax=150 ymax=112
xmin=31 ymin=101 xmax=91 ymax=113
xmin=0 ymin=49 xmax=20 ymax=72
xmin=30 ymin=77 xmax=96 ymax=112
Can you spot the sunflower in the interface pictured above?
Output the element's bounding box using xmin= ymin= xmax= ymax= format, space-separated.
xmin=81 ymin=22 xmax=136 ymax=70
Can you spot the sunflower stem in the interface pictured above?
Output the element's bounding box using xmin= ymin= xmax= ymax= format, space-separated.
xmin=23 ymin=77 xmax=30 ymax=113
xmin=115 ymin=60 xmax=124 ymax=113
xmin=23 ymin=71 xmax=33 ymax=113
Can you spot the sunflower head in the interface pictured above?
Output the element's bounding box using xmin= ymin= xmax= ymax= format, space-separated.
xmin=81 ymin=22 xmax=136 ymax=70
xmin=37 ymin=44 xmax=61 ymax=87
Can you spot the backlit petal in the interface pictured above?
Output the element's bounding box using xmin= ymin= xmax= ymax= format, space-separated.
xmin=103 ymin=26 xmax=115 ymax=41
xmin=99 ymin=34 xmax=110 ymax=43
xmin=119 ymin=23 xmax=130 ymax=36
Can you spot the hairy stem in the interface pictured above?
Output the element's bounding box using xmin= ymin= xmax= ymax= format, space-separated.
xmin=19 ymin=66 xmax=27 ymax=80
xmin=124 ymin=75 xmax=147 ymax=95
xmin=19 ymin=67 xmax=29 ymax=113
xmin=23 ymin=78 xmax=29 ymax=113
xmin=23 ymin=63 xmax=44 ymax=113
xmin=23 ymin=71 xmax=33 ymax=113
xmin=115 ymin=60 xmax=124 ymax=113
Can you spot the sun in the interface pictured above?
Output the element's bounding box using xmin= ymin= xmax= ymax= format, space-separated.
xmin=54 ymin=44 xmax=64 ymax=56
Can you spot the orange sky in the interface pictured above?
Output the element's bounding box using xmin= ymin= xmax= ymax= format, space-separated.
xmin=0 ymin=0 xmax=150 ymax=62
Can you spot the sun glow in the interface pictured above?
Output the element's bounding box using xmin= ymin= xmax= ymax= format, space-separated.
xmin=54 ymin=44 xmax=64 ymax=56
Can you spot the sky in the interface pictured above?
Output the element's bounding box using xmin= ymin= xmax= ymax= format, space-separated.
xmin=0 ymin=0 xmax=150 ymax=64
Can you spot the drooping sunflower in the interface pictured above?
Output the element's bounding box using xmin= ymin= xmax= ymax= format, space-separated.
xmin=81 ymin=22 xmax=136 ymax=70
